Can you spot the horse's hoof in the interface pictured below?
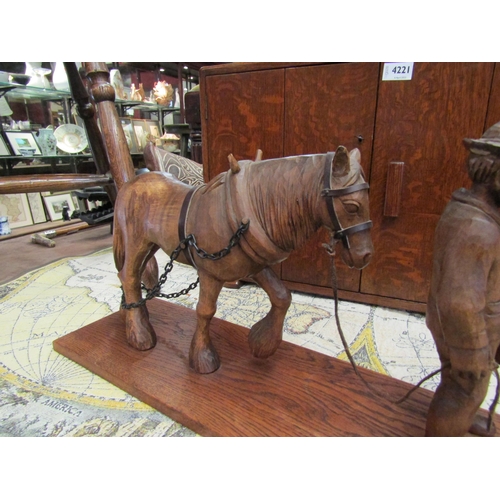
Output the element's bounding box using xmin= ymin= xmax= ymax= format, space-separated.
xmin=125 ymin=308 xmax=157 ymax=351
xmin=189 ymin=344 xmax=221 ymax=374
xmin=128 ymin=331 xmax=157 ymax=351
xmin=248 ymin=320 xmax=282 ymax=359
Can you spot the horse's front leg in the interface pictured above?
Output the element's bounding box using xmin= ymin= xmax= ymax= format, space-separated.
xmin=248 ymin=267 xmax=291 ymax=358
xmin=189 ymin=270 xmax=224 ymax=374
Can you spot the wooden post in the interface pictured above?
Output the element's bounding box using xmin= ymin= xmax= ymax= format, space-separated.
xmin=0 ymin=174 xmax=113 ymax=194
xmin=83 ymin=62 xmax=136 ymax=192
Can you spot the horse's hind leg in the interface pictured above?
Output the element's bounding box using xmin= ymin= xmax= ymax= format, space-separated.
xmin=189 ymin=270 xmax=224 ymax=374
xmin=119 ymin=243 xmax=158 ymax=351
xmin=248 ymin=267 xmax=291 ymax=358
xmin=142 ymin=253 xmax=159 ymax=290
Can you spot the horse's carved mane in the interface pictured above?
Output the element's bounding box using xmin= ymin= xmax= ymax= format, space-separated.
xmin=247 ymin=153 xmax=363 ymax=252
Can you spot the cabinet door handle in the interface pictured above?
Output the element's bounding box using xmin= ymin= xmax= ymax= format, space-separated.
xmin=384 ymin=162 xmax=405 ymax=217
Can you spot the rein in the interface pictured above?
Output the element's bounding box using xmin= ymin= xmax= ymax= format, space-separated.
xmin=324 ymin=233 xmax=500 ymax=429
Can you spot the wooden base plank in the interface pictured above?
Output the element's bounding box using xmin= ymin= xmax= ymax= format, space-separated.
xmin=53 ymin=299 xmax=499 ymax=437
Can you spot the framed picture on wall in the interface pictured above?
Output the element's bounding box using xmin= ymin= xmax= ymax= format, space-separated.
xmin=144 ymin=119 xmax=161 ymax=141
xmin=0 ymin=193 xmax=34 ymax=228
xmin=132 ymin=119 xmax=150 ymax=153
xmin=5 ymin=131 xmax=42 ymax=156
xmin=0 ymin=134 xmax=11 ymax=156
xmin=120 ymin=118 xmax=139 ymax=154
xmin=27 ymin=192 xmax=47 ymax=224
xmin=43 ymin=193 xmax=76 ymax=221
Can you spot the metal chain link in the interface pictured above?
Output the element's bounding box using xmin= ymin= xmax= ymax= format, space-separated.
xmin=120 ymin=219 xmax=250 ymax=310
xmin=188 ymin=218 xmax=250 ymax=260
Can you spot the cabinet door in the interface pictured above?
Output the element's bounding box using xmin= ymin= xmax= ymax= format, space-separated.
xmin=486 ymin=62 xmax=500 ymax=129
xmin=203 ymin=69 xmax=285 ymax=180
xmin=281 ymin=63 xmax=379 ymax=291
xmin=360 ymin=62 xmax=495 ymax=303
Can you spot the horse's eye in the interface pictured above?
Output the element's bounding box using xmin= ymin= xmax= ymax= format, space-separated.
xmin=342 ymin=202 xmax=359 ymax=214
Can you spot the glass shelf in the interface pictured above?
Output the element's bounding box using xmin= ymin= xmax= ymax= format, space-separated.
xmin=0 ymin=83 xmax=181 ymax=112
xmin=0 ymin=154 xmax=92 ymax=161
xmin=115 ymin=98 xmax=179 ymax=112
xmin=0 ymin=82 xmax=71 ymax=101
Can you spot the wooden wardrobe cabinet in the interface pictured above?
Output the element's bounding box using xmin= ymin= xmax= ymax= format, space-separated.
xmin=200 ymin=62 xmax=500 ymax=313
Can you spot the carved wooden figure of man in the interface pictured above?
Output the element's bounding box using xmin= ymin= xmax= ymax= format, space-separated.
xmin=425 ymin=122 xmax=500 ymax=436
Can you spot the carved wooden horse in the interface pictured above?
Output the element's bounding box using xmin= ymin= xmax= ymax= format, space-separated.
xmin=113 ymin=146 xmax=373 ymax=373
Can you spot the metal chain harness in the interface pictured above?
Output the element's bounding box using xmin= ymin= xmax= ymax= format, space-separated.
xmin=120 ymin=219 xmax=250 ymax=310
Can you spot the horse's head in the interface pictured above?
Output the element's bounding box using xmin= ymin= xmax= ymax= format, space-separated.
xmin=320 ymin=146 xmax=374 ymax=270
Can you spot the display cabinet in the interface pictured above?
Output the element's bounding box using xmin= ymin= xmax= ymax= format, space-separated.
xmin=0 ymin=79 xmax=184 ymax=176
xmin=0 ymin=62 xmax=220 ymax=175
xmin=0 ymin=82 xmax=86 ymax=174
xmin=200 ymin=62 xmax=500 ymax=313
xmin=0 ymin=62 xmax=216 ymax=234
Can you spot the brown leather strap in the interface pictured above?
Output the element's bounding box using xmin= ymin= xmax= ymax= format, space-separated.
xmin=334 ymin=220 xmax=373 ymax=241
xmin=178 ymin=187 xmax=198 ymax=267
xmin=322 ymin=152 xmax=342 ymax=234
xmin=322 ymin=182 xmax=370 ymax=198
xmin=322 ymin=152 xmax=372 ymax=248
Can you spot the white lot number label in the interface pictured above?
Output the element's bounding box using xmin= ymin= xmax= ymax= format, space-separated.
xmin=382 ymin=62 xmax=414 ymax=81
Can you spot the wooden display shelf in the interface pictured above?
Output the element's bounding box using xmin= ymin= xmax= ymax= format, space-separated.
xmin=0 ymin=219 xmax=88 ymax=241
xmin=53 ymin=299 xmax=499 ymax=437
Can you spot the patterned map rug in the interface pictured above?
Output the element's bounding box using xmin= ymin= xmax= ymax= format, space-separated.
xmin=1 ymin=248 xmax=498 ymax=437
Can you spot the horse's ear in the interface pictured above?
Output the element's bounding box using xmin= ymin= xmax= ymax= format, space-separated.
xmin=228 ymin=153 xmax=241 ymax=174
xmin=332 ymin=145 xmax=350 ymax=177
xmin=349 ymin=148 xmax=361 ymax=164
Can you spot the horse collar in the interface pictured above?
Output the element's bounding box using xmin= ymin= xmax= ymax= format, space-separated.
xmin=178 ymin=186 xmax=202 ymax=268
xmin=321 ymin=152 xmax=373 ymax=249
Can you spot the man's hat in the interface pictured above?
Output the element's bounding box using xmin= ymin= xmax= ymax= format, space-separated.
xmin=463 ymin=122 xmax=500 ymax=156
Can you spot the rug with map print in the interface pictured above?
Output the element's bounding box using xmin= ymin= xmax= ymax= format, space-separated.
xmin=1 ymin=248 xmax=498 ymax=437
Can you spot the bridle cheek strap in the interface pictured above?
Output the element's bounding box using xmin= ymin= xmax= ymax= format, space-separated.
xmin=322 ymin=152 xmax=373 ymax=249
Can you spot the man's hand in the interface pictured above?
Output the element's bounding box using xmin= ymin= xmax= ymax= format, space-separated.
xmin=449 ymin=345 xmax=493 ymax=383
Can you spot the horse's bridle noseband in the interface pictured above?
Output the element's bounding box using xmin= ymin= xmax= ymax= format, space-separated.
xmin=321 ymin=152 xmax=373 ymax=249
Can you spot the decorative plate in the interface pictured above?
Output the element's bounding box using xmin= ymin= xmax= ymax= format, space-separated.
xmin=54 ymin=124 xmax=88 ymax=153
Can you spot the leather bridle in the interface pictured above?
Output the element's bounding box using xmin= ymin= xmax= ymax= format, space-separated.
xmin=321 ymin=151 xmax=373 ymax=249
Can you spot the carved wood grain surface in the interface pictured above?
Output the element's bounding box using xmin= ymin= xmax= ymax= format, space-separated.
xmin=361 ymin=62 xmax=495 ymax=302
xmin=282 ymin=280 xmax=427 ymax=314
xmin=85 ymin=62 xmax=136 ymax=191
xmin=201 ymin=62 xmax=324 ymax=77
xmin=280 ymin=63 xmax=379 ymax=292
xmin=200 ymin=62 xmax=500 ymax=307
xmin=203 ymin=69 xmax=285 ymax=180
xmin=280 ymin=228 xmax=361 ymax=290
xmin=54 ymin=300 xmax=498 ymax=436
xmin=0 ymin=174 xmax=112 ymax=195
xmin=383 ymin=162 xmax=405 ymax=217
xmin=486 ymin=63 xmax=500 ymax=129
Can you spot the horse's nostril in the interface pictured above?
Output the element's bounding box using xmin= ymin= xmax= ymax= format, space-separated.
xmin=363 ymin=253 xmax=373 ymax=266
